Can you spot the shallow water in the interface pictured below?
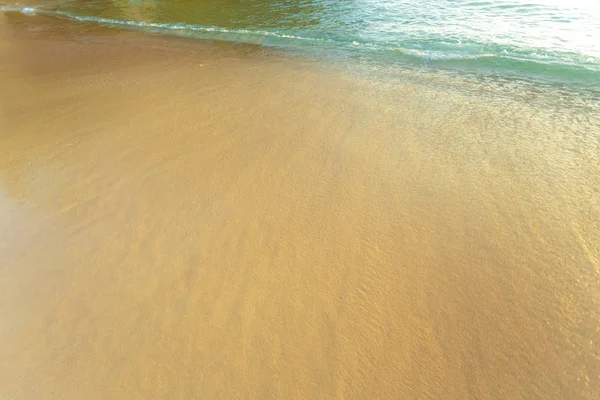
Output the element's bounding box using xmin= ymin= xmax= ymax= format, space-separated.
xmin=2 ymin=0 xmax=600 ymax=88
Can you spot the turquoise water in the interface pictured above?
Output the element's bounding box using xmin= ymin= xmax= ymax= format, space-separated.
xmin=3 ymin=0 xmax=600 ymax=89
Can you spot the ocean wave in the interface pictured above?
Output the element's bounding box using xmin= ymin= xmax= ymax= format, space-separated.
xmin=2 ymin=3 xmax=599 ymax=87
xmin=384 ymin=45 xmax=595 ymax=69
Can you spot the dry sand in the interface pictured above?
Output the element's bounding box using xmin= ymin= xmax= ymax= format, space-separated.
xmin=1 ymin=13 xmax=599 ymax=399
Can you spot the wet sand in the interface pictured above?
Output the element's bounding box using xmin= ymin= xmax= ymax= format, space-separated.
xmin=1 ymin=13 xmax=599 ymax=400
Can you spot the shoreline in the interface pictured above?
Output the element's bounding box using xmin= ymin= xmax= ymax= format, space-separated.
xmin=3 ymin=2 xmax=600 ymax=90
xmin=4 ymin=8 xmax=600 ymax=107
xmin=1 ymin=15 xmax=599 ymax=400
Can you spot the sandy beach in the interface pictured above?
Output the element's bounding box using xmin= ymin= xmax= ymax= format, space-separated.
xmin=1 ymin=11 xmax=599 ymax=399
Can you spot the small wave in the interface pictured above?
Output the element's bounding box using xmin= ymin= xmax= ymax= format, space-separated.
xmin=28 ymin=8 xmax=333 ymax=46
xmin=4 ymin=4 xmax=599 ymax=88
xmin=0 ymin=4 xmax=35 ymax=13
xmin=390 ymin=47 xmax=492 ymax=61
xmin=382 ymin=45 xmax=597 ymax=70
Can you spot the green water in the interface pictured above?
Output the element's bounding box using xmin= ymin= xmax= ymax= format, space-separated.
xmin=3 ymin=0 xmax=600 ymax=89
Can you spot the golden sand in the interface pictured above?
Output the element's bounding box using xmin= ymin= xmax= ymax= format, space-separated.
xmin=1 ymin=14 xmax=599 ymax=399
